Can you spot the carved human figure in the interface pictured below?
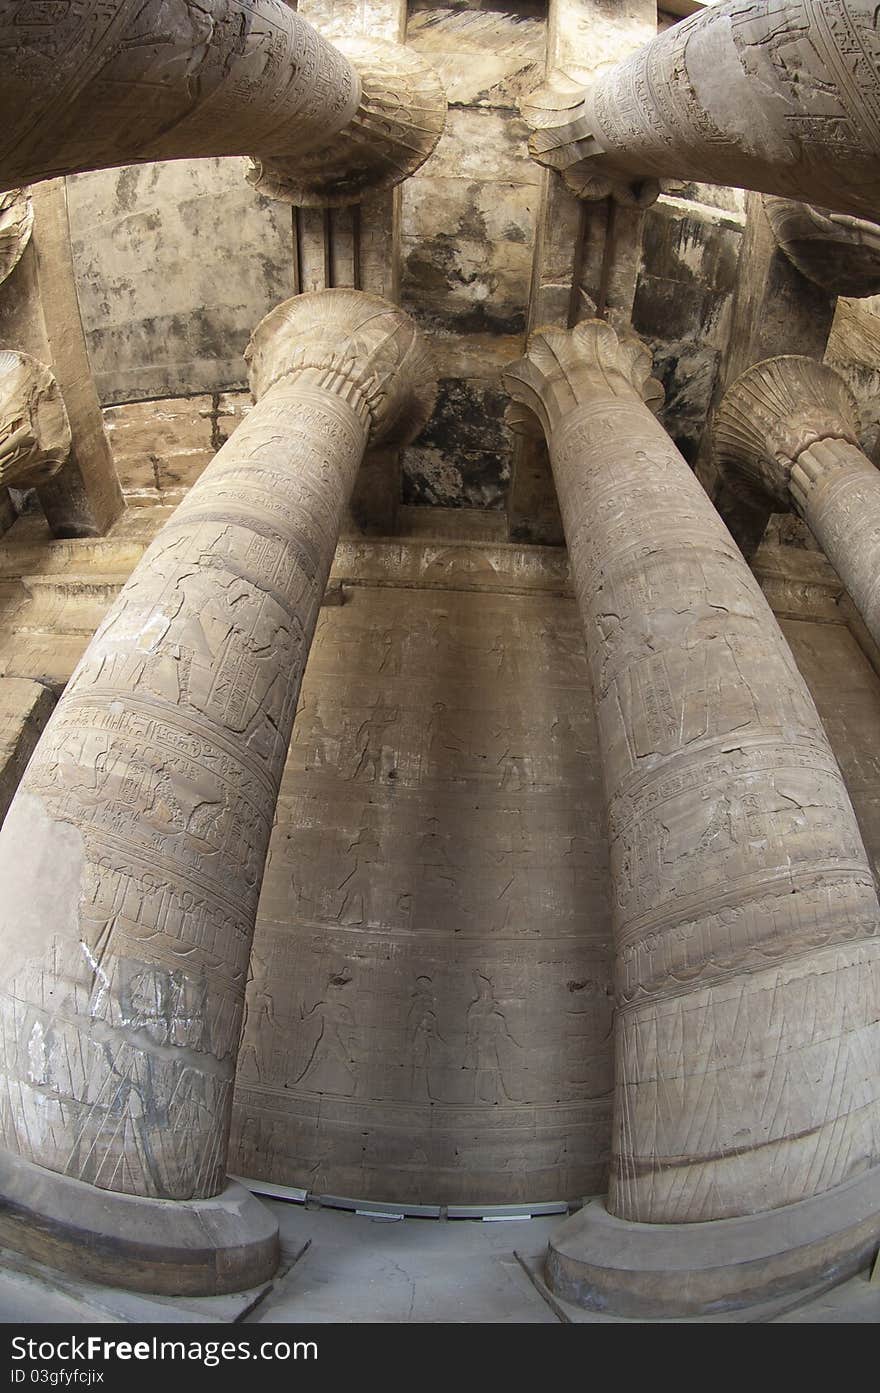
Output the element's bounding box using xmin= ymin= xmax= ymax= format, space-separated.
xmin=0 ymin=288 xmax=434 ymax=1289
xmin=0 ymin=2 xmax=446 ymax=205
xmin=523 ymin=0 xmax=880 ymax=221
xmin=0 ymin=350 xmax=71 ymax=489
xmin=464 ymin=972 xmax=521 ymax=1105
xmin=503 ymin=322 xmax=880 ymax=1248
xmin=715 ymin=355 xmax=880 ymax=655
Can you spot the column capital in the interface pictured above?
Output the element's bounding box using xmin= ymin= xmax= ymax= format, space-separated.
xmin=245 ymin=289 xmax=436 ymax=448
xmin=521 ymin=1 xmax=880 ymax=222
xmin=0 ymin=191 xmax=33 ymax=287
xmin=0 ymin=350 xmax=70 ymax=490
xmin=248 ymin=38 xmax=446 ymax=207
xmin=522 ymin=72 xmax=671 ymax=207
xmin=763 ymin=197 xmax=880 ymax=298
xmin=714 ymin=356 xmax=861 ymax=507
xmin=502 ymin=319 xmax=663 ymax=439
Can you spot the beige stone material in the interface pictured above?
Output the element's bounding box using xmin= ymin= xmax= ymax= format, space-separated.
xmin=0 ymin=350 xmax=71 ymax=490
xmin=716 ymin=355 xmax=880 ymax=657
xmin=0 ymin=3 xmax=444 ymax=207
xmin=524 ymin=1 xmax=880 ymax=221
xmin=0 ymin=289 xmax=433 ymax=1289
xmin=230 ymin=579 xmax=613 ymax=1205
xmin=0 ymin=189 xmax=32 ymax=287
xmin=0 ymin=676 xmax=54 ymax=826
xmin=544 ymin=1165 xmax=880 ymax=1318
xmin=503 ymin=321 xmax=880 ymax=1238
xmin=29 ymin=179 xmax=125 ymax=538
xmin=762 ymin=198 xmax=880 ymax=299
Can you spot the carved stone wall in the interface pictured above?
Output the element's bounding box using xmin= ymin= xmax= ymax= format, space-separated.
xmin=230 ymin=564 xmax=614 ymax=1204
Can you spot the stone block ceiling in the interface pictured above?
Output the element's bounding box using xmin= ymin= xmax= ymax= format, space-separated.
xmin=57 ymin=0 xmax=755 ymax=523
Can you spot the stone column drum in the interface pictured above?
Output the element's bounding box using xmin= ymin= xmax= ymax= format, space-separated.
xmin=503 ymin=321 xmax=880 ymax=1318
xmin=523 ymin=0 xmax=880 ymax=221
xmin=0 ymin=1 xmax=445 ymax=205
xmin=716 ymin=356 xmax=880 ymax=655
xmin=0 ymin=289 xmax=434 ymax=1295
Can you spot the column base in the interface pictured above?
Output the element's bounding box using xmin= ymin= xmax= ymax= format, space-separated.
xmin=0 ymin=1150 xmax=280 ymax=1297
xmin=545 ymin=1166 xmax=880 ymax=1319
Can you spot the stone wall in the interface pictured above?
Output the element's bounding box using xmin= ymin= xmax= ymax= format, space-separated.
xmin=229 ymin=558 xmax=614 ymax=1205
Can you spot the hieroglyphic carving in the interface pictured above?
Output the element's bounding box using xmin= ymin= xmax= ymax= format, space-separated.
xmin=0 ymin=189 xmax=32 ymax=285
xmin=716 ymin=354 xmax=880 ymax=655
xmin=504 ymin=320 xmax=880 ymax=1225
xmin=762 ymin=196 xmax=880 ymax=297
xmin=523 ymin=1 xmax=880 ymax=220
xmin=0 ymin=289 xmax=434 ymax=1205
xmin=0 ymin=349 xmax=70 ymax=489
xmin=0 ymin=2 xmax=444 ymax=205
xmin=249 ymin=38 xmax=446 ymax=206
xmin=229 ymin=582 xmax=614 ymax=1205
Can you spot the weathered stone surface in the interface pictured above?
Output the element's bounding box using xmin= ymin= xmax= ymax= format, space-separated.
xmin=248 ymin=38 xmax=446 ymax=207
xmin=632 ymin=192 xmax=743 ymax=464
xmin=763 ymin=197 xmax=880 ymax=299
xmin=68 ymin=161 xmax=295 ymax=405
xmin=29 ymin=179 xmax=125 ymax=538
xmin=504 ymin=321 xmax=880 ymax=1247
xmin=0 ymin=676 xmax=54 ymax=826
xmin=695 ymin=193 xmax=838 ymax=557
xmin=525 ymin=0 xmax=880 ymax=221
xmin=0 ymin=1152 xmax=279 ymax=1299
xmin=0 ymin=289 xmax=433 ymax=1297
xmin=544 ymin=1167 xmax=880 ymax=1319
xmin=230 ymin=579 xmax=613 ymax=1205
xmin=0 ymin=190 xmax=32 ymax=287
xmin=407 ymin=6 xmax=545 ymax=109
xmin=715 ymin=355 xmax=880 ymax=655
xmin=0 ymin=351 xmax=71 ymax=491
xmin=507 ymin=0 xmax=656 ymax=545
xmin=0 ymin=2 xmax=444 ymax=209
xmin=402 ymin=379 xmax=513 ymax=509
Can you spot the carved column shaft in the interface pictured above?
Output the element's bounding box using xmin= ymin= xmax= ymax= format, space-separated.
xmin=0 ymin=289 xmax=433 ymax=1292
xmin=525 ymin=0 xmax=880 ymax=221
xmin=715 ymin=355 xmax=880 ymax=653
xmin=0 ymin=1 xmax=444 ymax=205
xmin=504 ymin=323 xmax=880 ymax=1230
xmin=793 ymin=441 xmax=880 ymax=643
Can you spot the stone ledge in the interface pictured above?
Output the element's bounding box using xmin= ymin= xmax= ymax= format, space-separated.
xmin=541 ymin=1167 xmax=880 ymax=1319
xmin=0 ymin=1151 xmax=280 ymax=1298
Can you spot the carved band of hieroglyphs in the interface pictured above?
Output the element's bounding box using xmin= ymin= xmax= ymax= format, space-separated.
xmin=0 ymin=4 xmax=445 ymax=205
xmin=0 ymin=289 xmax=435 ymax=1211
xmin=504 ymin=319 xmax=880 ymax=1225
xmin=523 ymin=0 xmax=880 ymax=219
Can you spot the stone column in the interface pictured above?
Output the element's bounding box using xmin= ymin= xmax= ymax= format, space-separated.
xmin=762 ymin=197 xmax=880 ymax=298
xmin=716 ymin=355 xmax=880 ymax=653
xmin=0 ymin=1 xmax=445 ymax=206
xmin=0 ymin=349 xmax=71 ymax=490
xmin=524 ymin=0 xmax=880 ymax=222
xmin=0 ymin=288 xmax=434 ymax=1296
xmin=503 ymin=321 xmax=880 ymax=1318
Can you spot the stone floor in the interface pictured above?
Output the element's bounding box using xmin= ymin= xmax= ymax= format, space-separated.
xmin=0 ymin=1199 xmax=878 ymax=1324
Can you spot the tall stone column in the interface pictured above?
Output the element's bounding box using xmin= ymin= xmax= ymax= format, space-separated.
xmin=503 ymin=321 xmax=880 ymax=1318
xmin=0 ymin=1 xmax=445 ymax=205
xmin=716 ymin=356 xmax=880 ymax=654
xmin=0 ymin=288 xmax=434 ymax=1295
xmin=524 ymin=0 xmax=880 ymax=222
